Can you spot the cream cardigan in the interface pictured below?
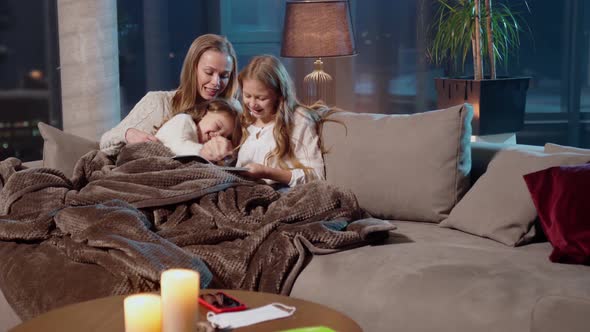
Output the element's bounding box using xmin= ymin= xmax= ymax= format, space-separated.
xmin=100 ymin=91 xmax=175 ymax=156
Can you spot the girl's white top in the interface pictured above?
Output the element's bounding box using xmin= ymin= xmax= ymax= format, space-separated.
xmin=236 ymin=108 xmax=325 ymax=187
xmin=99 ymin=91 xmax=240 ymax=156
xmin=155 ymin=113 xmax=203 ymax=156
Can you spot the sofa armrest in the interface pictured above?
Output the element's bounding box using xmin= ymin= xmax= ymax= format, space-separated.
xmin=530 ymin=295 xmax=590 ymax=332
xmin=22 ymin=160 xmax=43 ymax=169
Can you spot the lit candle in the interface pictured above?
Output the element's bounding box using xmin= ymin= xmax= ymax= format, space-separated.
xmin=124 ymin=293 xmax=162 ymax=332
xmin=161 ymin=269 xmax=200 ymax=332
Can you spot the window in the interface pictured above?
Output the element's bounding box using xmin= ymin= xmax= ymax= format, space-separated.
xmin=118 ymin=0 xmax=219 ymax=117
xmin=0 ymin=0 xmax=61 ymax=161
xmin=115 ymin=0 xmax=590 ymax=148
xmin=350 ymin=0 xmax=589 ymax=147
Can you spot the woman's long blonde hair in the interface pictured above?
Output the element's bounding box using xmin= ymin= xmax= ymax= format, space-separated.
xmin=170 ymin=34 xmax=238 ymax=118
xmin=238 ymin=55 xmax=337 ymax=173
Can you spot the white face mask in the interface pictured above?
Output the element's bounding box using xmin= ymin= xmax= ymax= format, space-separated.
xmin=206 ymin=303 xmax=296 ymax=329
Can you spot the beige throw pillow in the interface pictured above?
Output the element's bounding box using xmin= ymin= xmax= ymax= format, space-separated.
xmin=440 ymin=148 xmax=590 ymax=246
xmin=322 ymin=103 xmax=473 ymax=223
xmin=544 ymin=143 xmax=590 ymax=155
xmin=38 ymin=122 xmax=99 ymax=177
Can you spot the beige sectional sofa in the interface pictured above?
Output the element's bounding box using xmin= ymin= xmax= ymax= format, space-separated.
xmin=291 ymin=104 xmax=590 ymax=331
xmin=4 ymin=103 xmax=590 ymax=331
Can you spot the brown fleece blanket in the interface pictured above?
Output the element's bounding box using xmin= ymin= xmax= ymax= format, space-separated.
xmin=0 ymin=142 xmax=394 ymax=320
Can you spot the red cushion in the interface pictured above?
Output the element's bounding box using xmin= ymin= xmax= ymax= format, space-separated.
xmin=524 ymin=163 xmax=590 ymax=265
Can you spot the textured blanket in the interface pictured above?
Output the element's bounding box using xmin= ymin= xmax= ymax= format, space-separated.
xmin=0 ymin=142 xmax=394 ymax=320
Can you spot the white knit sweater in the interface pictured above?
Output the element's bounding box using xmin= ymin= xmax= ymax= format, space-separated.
xmin=100 ymin=91 xmax=175 ymax=156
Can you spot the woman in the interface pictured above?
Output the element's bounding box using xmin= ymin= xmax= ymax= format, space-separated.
xmin=99 ymin=34 xmax=239 ymax=161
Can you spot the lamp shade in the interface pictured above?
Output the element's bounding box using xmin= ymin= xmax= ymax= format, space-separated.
xmin=281 ymin=0 xmax=356 ymax=58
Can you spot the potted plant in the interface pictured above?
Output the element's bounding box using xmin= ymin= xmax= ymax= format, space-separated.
xmin=429 ymin=0 xmax=530 ymax=135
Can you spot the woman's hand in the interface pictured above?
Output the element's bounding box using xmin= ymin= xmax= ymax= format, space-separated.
xmin=125 ymin=128 xmax=159 ymax=144
xmin=201 ymin=136 xmax=234 ymax=162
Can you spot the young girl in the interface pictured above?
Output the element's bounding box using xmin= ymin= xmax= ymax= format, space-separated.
xmin=236 ymin=55 xmax=334 ymax=187
xmin=155 ymin=99 xmax=241 ymax=161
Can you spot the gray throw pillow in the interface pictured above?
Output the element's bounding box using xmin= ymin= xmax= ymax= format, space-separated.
xmin=38 ymin=122 xmax=99 ymax=177
xmin=321 ymin=103 xmax=473 ymax=223
xmin=440 ymin=148 xmax=590 ymax=246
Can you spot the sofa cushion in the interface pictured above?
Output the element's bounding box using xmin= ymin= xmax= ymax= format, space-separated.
xmin=545 ymin=142 xmax=590 ymax=154
xmin=291 ymin=221 xmax=590 ymax=332
xmin=471 ymin=142 xmax=543 ymax=184
xmin=524 ymin=163 xmax=590 ymax=265
xmin=321 ymin=103 xmax=473 ymax=223
xmin=38 ymin=122 xmax=99 ymax=177
xmin=440 ymin=148 xmax=590 ymax=246
xmin=530 ymin=295 xmax=590 ymax=332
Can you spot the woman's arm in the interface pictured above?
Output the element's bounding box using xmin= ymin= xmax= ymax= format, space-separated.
xmin=100 ymin=91 xmax=173 ymax=155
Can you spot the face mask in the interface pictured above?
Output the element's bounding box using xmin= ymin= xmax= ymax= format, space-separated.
xmin=206 ymin=303 xmax=296 ymax=329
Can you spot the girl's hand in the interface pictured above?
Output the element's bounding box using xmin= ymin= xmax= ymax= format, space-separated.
xmin=125 ymin=128 xmax=159 ymax=144
xmin=243 ymin=164 xmax=292 ymax=184
xmin=243 ymin=163 xmax=269 ymax=179
xmin=201 ymin=136 xmax=234 ymax=162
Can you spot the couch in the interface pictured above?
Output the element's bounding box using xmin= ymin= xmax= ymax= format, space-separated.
xmin=290 ymin=104 xmax=590 ymax=331
xmin=2 ymin=103 xmax=590 ymax=331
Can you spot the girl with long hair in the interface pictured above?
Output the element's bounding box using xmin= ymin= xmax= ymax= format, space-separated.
xmin=236 ymin=55 xmax=335 ymax=187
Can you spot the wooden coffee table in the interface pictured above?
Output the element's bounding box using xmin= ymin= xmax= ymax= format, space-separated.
xmin=10 ymin=289 xmax=362 ymax=332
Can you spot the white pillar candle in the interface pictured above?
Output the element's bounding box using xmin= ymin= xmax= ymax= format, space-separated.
xmin=161 ymin=269 xmax=200 ymax=332
xmin=124 ymin=293 xmax=162 ymax=332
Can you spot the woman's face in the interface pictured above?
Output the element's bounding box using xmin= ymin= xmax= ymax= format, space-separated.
xmin=196 ymin=50 xmax=233 ymax=100
xmin=197 ymin=111 xmax=235 ymax=144
xmin=241 ymin=79 xmax=279 ymax=125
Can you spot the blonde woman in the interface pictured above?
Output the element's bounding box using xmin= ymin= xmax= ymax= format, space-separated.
xmin=100 ymin=34 xmax=239 ymax=162
xmin=236 ymin=55 xmax=335 ymax=188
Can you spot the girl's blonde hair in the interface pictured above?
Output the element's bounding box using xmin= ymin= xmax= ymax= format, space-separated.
xmin=182 ymin=99 xmax=242 ymax=149
xmin=170 ymin=34 xmax=238 ymax=118
xmin=238 ymin=55 xmax=337 ymax=174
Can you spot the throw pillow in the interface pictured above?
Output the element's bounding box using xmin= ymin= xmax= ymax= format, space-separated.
xmin=544 ymin=143 xmax=590 ymax=155
xmin=440 ymin=148 xmax=590 ymax=246
xmin=38 ymin=122 xmax=99 ymax=177
xmin=524 ymin=164 xmax=590 ymax=265
xmin=322 ymin=103 xmax=473 ymax=223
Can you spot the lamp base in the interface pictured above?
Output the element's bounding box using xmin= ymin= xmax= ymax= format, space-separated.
xmin=303 ymin=58 xmax=334 ymax=106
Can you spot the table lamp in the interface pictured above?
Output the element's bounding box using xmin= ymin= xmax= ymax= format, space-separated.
xmin=281 ymin=0 xmax=357 ymax=105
